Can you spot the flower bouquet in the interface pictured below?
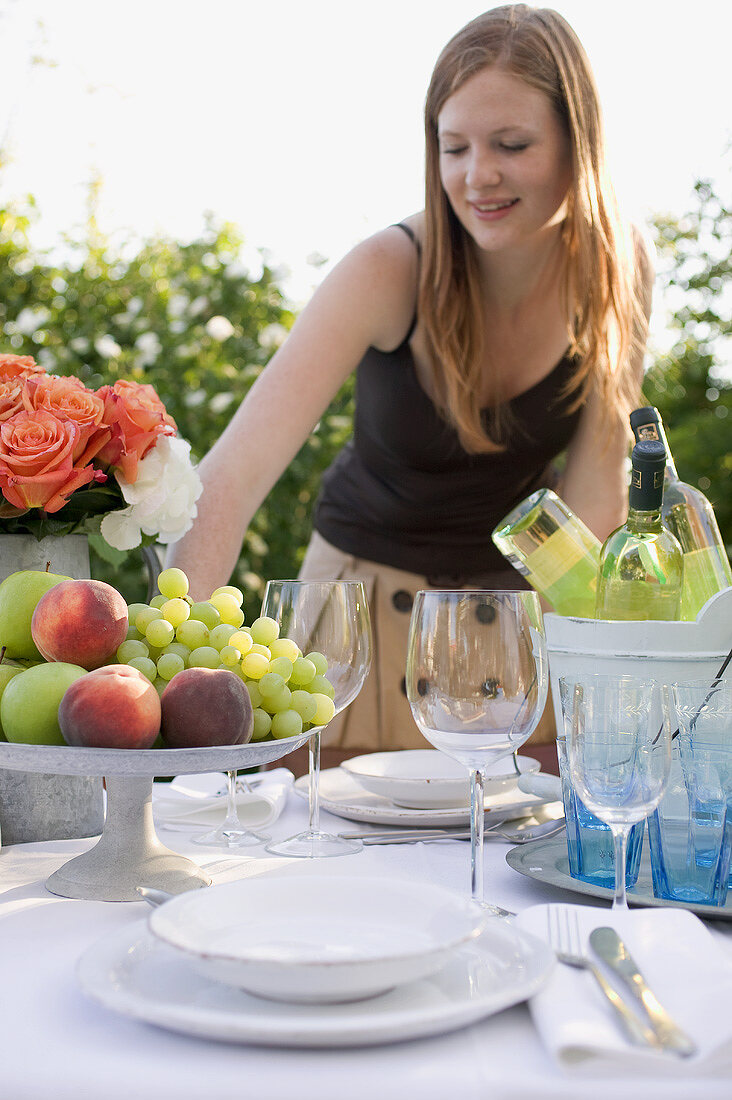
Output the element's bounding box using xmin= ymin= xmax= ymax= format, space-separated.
xmin=0 ymin=353 xmax=202 ymax=555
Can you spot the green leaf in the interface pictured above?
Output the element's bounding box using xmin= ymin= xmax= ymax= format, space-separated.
xmin=87 ymin=532 xmax=131 ymax=569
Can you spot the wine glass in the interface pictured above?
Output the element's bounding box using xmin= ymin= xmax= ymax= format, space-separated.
xmin=560 ymin=673 xmax=671 ymax=910
xmin=406 ymin=590 xmax=548 ymax=909
xmin=191 ymin=769 xmax=271 ymax=848
xmin=262 ymin=580 xmax=372 ymax=858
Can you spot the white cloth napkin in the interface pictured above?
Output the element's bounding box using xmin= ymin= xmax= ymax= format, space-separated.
xmin=152 ymin=768 xmax=294 ymax=830
xmin=517 ymin=902 xmax=732 ymax=1072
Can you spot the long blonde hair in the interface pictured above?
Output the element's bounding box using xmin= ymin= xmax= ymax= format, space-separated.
xmin=420 ymin=4 xmax=646 ymax=452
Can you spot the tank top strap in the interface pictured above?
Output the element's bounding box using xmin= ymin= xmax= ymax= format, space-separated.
xmin=390 ymin=223 xmax=419 ymax=345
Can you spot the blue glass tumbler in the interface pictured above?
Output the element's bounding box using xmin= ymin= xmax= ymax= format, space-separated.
xmin=648 ymin=680 xmax=732 ymax=907
xmin=557 ymin=733 xmax=644 ymax=889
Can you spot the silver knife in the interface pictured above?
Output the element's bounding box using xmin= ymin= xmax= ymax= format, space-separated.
xmin=589 ymin=927 xmax=697 ymax=1057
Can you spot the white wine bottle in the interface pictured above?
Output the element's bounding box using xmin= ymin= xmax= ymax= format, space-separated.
xmin=630 ymin=406 xmax=732 ymax=620
xmin=595 ymin=441 xmax=683 ymax=621
xmin=492 ymin=488 xmax=601 ymax=618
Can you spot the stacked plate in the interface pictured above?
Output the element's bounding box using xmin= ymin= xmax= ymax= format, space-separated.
xmin=293 ymin=750 xmax=548 ymax=829
xmin=77 ymin=874 xmax=554 ymax=1046
xmin=342 ymin=749 xmax=540 ymax=809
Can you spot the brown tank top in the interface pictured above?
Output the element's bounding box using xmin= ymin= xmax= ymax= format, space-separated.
xmin=313 ymin=226 xmax=583 ymax=578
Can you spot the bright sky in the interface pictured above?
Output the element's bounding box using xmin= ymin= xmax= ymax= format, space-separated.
xmin=1 ymin=0 xmax=730 ymax=327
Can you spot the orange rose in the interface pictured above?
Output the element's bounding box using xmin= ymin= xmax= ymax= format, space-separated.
xmin=97 ymin=380 xmax=176 ymax=483
xmin=22 ymin=374 xmax=111 ymax=465
xmin=0 ymin=408 xmax=106 ymax=514
xmin=0 ymin=354 xmax=45 ymax=382
xmin=0 ymin=378 xmax=26 ymax=423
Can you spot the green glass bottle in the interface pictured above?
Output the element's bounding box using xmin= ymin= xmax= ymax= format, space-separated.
xmin=492 ymin=488 xmax=601 ymax=618
xmin=630 ymin=406 xmax=732 ymax=620
xmin=595 ymin=440 xmax=683 ymax=621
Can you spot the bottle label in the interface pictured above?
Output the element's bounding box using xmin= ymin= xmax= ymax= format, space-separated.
xmin=526 ymin=526 xmax=598 ymax=598
xmin=680 ymin=546 xmax=732 ymax=620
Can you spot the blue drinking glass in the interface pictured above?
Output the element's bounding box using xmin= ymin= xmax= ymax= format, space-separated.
xmin=557 ymin=732 xmax=644 ymax=889
xmin=648 ymin=680 xmax=732 ymax=907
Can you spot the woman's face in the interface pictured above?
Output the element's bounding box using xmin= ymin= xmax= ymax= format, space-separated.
xmin=437 ymin=66 xmax=572 ymax=254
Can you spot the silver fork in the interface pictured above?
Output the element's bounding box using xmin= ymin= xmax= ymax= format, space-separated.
xmin=546 ymin=907 xmax=663 ymax=1051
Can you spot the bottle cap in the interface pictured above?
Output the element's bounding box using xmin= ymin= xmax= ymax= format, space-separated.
xmin=629 ymin=440 xmax=666 ymax=510
xmin=629 ymin=406 xmax=662 ymax=442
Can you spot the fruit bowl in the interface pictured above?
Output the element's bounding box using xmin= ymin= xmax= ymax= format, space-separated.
xmin=0 ymin=732 xmax=310 ymax=903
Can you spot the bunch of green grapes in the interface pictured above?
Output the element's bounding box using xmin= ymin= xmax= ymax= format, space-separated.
xmin=116 ymin=567 xmax=336 ymax=743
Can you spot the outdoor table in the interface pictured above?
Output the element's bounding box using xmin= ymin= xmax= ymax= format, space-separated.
xmin=1 ymin=779 xmax=730 ymax=1100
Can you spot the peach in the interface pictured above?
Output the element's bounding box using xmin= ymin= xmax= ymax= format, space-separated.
xmin=161 ymin=667 xmax=253 ymax=748
xmin=31 ymin=579 xmax=128 ymax=670
xmin=59 ymin=664 xmax=161 ymax=749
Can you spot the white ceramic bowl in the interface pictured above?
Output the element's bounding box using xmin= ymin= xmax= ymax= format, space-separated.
xmin=340 ymin=749 xmax=540 ymax=809
xmin=148 ymin=875 xmax=487 ymax=1004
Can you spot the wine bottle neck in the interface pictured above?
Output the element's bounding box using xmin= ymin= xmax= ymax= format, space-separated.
xmin=626 ymin=507 xmax=663 ymax=533
xmin=632 ymin=411 xmax=679 ymax=481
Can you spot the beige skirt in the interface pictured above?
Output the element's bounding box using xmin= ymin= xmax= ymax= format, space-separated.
xmin=297 ymin=530 xmax=557 ymax=755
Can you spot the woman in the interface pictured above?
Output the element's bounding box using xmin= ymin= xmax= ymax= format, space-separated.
xmin=168 ymin=5 xmax=653 ymax=763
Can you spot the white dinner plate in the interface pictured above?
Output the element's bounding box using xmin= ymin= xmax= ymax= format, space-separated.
xmin=341 ymin=750 xmax=540 ymax=809
xmin=296 ymin=767 xmax=552 ymax=828
xmin=76 ymin=919 xmax=553 ymax=1048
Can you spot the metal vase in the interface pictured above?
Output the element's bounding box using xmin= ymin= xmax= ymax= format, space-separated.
xmin=0 ymin=534 xmax=104 ymax=844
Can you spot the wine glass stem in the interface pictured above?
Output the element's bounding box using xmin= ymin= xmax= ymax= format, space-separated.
xmin=470 ymin=768 xmax=485 ymax=904
xmin=308 ymin=729 xmax=322 ymax=834
xmin=223 ymin=769 xmax=239 ymax=829
xmin=610 ymin=823 xmax=630 ymax=910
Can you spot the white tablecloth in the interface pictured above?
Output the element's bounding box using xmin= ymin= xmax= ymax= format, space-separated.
xmin=1 ymin=782 xmax=731 ymax=1100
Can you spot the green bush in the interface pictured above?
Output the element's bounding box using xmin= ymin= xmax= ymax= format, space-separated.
xmin=0 ymin=191 xmax=354 ymax=618
xmin=1 ymin=176 xmax=728 ymax=613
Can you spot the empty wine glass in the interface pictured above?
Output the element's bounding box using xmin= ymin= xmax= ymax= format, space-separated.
xmin=406 ymin=590 xmax=547 ymax=909
xmin=560 ymin=673 xmax=671 ymax=910
xmin=262 ymin=580 xmax=372 ymax=858
xmin=191 ymin=768 xmax=271 ymax=848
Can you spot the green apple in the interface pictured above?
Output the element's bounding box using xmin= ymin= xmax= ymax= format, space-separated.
xmin=0 ymin=569 xmax=70 ymax=660
xmin=0 ymin=659 xmax=26 ymax=741
xmin=1 ymin=662 xmax=87 ymax=745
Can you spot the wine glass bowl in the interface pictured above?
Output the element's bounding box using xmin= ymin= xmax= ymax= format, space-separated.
xmin=406 ymin=590 xmax=548 ymax=906
xmin=559 ymin=673 xmax=671 ymax=909
xmin=262 ymin=580 xmax=372 ymax=858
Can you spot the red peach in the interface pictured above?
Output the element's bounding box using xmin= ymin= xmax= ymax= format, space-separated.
xmin=31 ymin=579 xmax=128 ymax=670
xmin=58 ymin=664 xmax=161 ymax=749
xmin=161 ymin=667 xmax=253 ymax=748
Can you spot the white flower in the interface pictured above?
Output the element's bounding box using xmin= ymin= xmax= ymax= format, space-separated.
xmin=167 ymin=293 xmax=189 ymax=319
xmin=15 ymin=307 xmax=50 ymax=335
xmin=209 ymin=391 xmax=234 ymax=413
xmin=259 ymin=323 xmax=288 ymax=351
xmin=238 ymin=246 xmax=264 ymax=282
xmin=205 ymin=315 xmax=235 ymax=341
xmin=95 ymin=334 xmax=122 ymax=359
xmin=189 ymin=296 xmax=208 ymax=316
xmin=69 ymin=337 xmax=89 ymax=353
xmin=100 ymin=435 xmax=203 ymax=551
xmin=135 ymin=332 xmax=162 ymax=365
xmin=184 ymin=389 xmax=206 ymax=408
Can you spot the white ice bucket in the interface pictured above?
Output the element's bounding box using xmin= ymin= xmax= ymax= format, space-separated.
xmin=545 ymin=586 xmax=732 ymax=733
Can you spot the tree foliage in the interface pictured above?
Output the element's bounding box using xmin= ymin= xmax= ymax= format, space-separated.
xmin=645 ymin=180 xmax=731 ymax=553
xmin=0 ymin=176 xmax=728 ymax=614
xmin=0 ymin=187 xmax=354 ymax=618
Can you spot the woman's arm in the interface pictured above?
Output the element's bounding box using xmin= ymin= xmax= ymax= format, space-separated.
xmin=559 ymin=230 xmax=655 ymax=541
xmin=166 ymin=227 xmax=418 ymax=599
